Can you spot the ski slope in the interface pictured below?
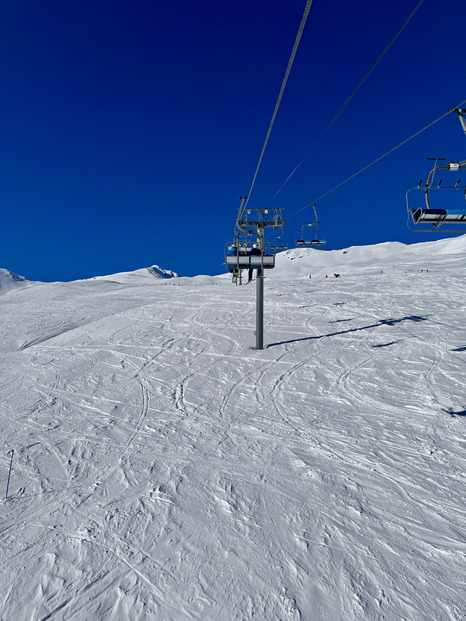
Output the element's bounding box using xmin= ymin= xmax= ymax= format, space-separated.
xmin=0 ymin=239 xmax=465 ymax=620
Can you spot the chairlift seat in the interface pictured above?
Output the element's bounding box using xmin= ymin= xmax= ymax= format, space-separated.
xmin=225 ymin=255 xmax=275 ymax=270
xmin=411 ymin=207 xmax=466 ymax=226
xmin=250 ymin=255 xmax=274 ymax=268
xmin=296 ymin=239 xmax=326 ymax=247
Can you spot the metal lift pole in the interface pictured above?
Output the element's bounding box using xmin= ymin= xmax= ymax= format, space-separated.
xmin=454 ymin=108 xmax=466 ymax=138
xmin=452 ymin=109 xmax=466 ymax=167
xmin=228 ymin=204 xmax=285 ymax=350
xmin=255 ymin=228 xmax=264 ymax=350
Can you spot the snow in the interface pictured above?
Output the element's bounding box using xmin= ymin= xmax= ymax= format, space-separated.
xmin=79 ymin=265 xmax=180 ymax=285
xmin=271 ymin=237 xmax=466 ymax=280
xmin=0 ymin=237 xmax=465 ymax=620
xmin=0 ymin=268 xmax=31 ymax=295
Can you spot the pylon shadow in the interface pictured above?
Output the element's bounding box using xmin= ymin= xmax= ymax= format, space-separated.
xmin=267 ymin=315 xmax=427 ymax=348
xmin=446 ymin=409 xmax=466 ymax=417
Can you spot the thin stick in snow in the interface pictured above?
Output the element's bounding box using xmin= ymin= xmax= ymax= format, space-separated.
xmin=5 ymin=449 xmax=14 ymax=500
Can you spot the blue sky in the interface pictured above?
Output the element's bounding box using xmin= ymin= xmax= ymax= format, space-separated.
xmin=1 ymin=0 xmax=465 ymax=281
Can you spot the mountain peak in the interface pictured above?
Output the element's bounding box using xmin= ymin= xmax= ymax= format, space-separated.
xmin=0 ymin=269 xmax=29 ymax=294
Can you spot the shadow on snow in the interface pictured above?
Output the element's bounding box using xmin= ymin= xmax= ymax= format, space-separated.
xmin=267 ymin=315 xmax=427 ymax=348
xmin=446 ymin=409 xmax=466 ymax=417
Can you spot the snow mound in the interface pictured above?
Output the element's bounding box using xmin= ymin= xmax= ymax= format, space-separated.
xmin=82 ymin=264 xmax=179 ymax=285
xmin=0 ymin=268 xmax=30 ymax=295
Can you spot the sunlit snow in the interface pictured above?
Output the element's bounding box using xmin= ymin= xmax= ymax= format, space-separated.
xmin=0 ymin=238 xmax=465 ymax=620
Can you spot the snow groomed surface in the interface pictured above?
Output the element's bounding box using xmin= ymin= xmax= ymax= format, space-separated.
xmin=0 ymin=239 xmax=465 ymax=620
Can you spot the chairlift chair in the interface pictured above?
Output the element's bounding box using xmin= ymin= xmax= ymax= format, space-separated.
xmin=225 ymin=204 xmax=285 ymax=272
xmin=270 ymin=235 xmax=288 ymax=252
xmin=224 ymin=236 xmax=275 ymax=272
xmin=295 ymin=223 xmax=326 ymax=247
xmin=408 ymin=110 xmax=466 ymax=231
xmin=294 ymin=203 xmax=326 ymax=247
xmin=407 ymin=159 xmax=466 ymax=231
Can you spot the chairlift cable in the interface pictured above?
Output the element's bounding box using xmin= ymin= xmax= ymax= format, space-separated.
xmin=283 ymin=101 xmax=466 ymax=224
xmin=241 ymin=0 xmax=314 ymax=217
xmin=273 ymin=0 xmax=427 ymax=199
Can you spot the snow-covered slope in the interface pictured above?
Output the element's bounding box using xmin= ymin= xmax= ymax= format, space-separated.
xmin=83 ymin=264 xmax=179 ymax=284
xmin=272 ymin=235 xmax=466 ymax=279
xmin=0 ymin=238 xmax=465 ymax=620
xmin=0 ymin=268 xmax=30 ymax=295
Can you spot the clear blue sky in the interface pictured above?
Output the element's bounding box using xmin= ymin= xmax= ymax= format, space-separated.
xmin=1 ymin=0 xmax=465 ymax=281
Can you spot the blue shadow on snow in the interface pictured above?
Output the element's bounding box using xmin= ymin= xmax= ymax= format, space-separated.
xmin=267 ymin=315 xmax=427 ymax=348
xmin=446 ymin=409 xmax=466 ymax=417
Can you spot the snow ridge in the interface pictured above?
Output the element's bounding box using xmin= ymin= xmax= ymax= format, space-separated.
xmin=147 ymin=265 xmax=179 ymax=279
xmin=271 ymin=235 xmax=466 ymax=279
xmin=0 ymin=268 xmax=29 ymax=295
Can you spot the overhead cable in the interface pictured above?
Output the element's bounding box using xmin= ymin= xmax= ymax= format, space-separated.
xmin=242 ymin=0 xmax=314 ymax=214
xmin=284 ymin=101 xmax=466 ymax=223
xmin=273 ymin=0 xmax=427 ymax=198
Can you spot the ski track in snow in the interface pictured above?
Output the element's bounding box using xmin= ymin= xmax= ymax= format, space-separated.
xmin=0 ymin=247 xmax=465 ymax=620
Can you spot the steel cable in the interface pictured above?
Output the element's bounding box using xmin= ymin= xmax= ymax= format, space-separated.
xmin=273 ymin=0 xmax=427 ymax=199
xmin=241 ymin=0 xmax=314 ymax=217
xmin=283 ymin=101 xmax=466 ymax=225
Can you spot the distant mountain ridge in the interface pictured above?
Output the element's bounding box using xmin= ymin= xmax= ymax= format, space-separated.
xmin=86 ymin=264 xmax=179 ymax=284
xmin=0 ymin=265 xmax=179 ymax=295
xmin=0 ymin=269 xmax=29 ymax=295
xmin=2 ymin=235 xmax=465 ymax=292
xmin=146 ymin=265 xmax=179 ymax=279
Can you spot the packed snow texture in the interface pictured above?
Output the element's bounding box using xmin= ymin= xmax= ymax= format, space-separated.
xmin=0 ymin=238 xmax=465 ymax=620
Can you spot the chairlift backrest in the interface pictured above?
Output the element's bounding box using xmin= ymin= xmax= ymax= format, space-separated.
xmin=295 ymin=221 xmax=326 ymax=247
